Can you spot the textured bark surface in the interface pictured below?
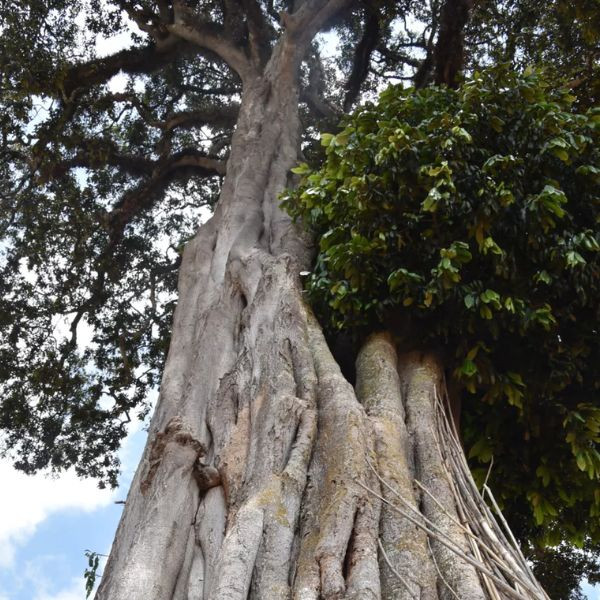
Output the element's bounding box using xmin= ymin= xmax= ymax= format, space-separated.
xmin=96 ymin=22 xmax=547 ymax=600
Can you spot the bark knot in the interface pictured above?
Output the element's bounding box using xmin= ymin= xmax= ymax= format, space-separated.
xmin=193 ymin=461 xmax=222 ymax=492
xmin=140 ymin=416 xmax=206 ymax=495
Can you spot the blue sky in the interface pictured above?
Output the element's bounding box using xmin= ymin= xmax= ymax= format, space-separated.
xmin=0 ymin=426 xmax=146 ymax=600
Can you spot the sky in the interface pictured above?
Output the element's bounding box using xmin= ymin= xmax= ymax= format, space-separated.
xmin=0 ymin=422 xmax=147 ymax=600
xmin=1 ymin=8 xmax=599 ymax=600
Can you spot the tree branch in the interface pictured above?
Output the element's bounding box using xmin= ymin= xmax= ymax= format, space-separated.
xmin=343 ymin=4 xmax=381 ymax=112
xmin=433 ymin=0 xmax=474 ymax=87
xmin=283 ymin=0 xmax=352 ymax=52
xmin=161 ymin=104 xmax=240 ymax=132
xmin=169 ymin=2 xmax=252 ymax=79
xmin=99 ymin=93 xmax=240 ymax=132
xmin=301 ymin=52 xmax=341 ymax=121
xmin=414 ymin=0 xmax=441 ymax=89
xmin=241 ymin=0 xmax=276 ymax=66
xmin=55 ymin=37 xmax=189 ymax=100
xmin=39 ymin=143 xmax=225 ymax=188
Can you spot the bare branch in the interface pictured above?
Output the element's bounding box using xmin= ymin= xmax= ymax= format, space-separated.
xmin=343 ymin=5 xmax=380 ymax=112
xmin=433 ymin=0 xmax=474 ymax=87
xmin=169 ymin=2 xmax=252 ymax=79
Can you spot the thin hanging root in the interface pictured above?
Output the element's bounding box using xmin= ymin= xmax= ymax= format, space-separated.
xmin=377 ymin=539 xmax=418 ymax=600
xmin=367 ymin=456 xmax=529 ymax=593
xmin=356 ymin=479 xmax=531 ymax=600
xmin=483 ymin=483 xmax=537 ymax=582
xmin=413 ymin=477 xmax=526 ymax=589
xmin=430 ymin=390 xmax=547 ymax=597
xmin=358 ymin=388 xmax=550 ymax=600
xmin=427 ymin=537 xmax=460 ymax=600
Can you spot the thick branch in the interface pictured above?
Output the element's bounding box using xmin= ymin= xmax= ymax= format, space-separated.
xmin=100 ymin=93 xmax=240 ymax=132
xmin=56 ymin=37 xmax=189 ymax=99
xmin=107 ymin=149 xmax=224 ymax=235
xmin=161 ymin=104 xmax=240 ymax=132
xmin=169 ymin=2 xmax=252 ymax=79
xmin=39 ymin=144 xmax=153 ymax=181
xmin=40 ymin=145 xmax=225 ymax=191
xmin=433 ymin=0 xmax=474 ymax=87
xmin=284 ymin=0 xmax=352 ymax=51
xmin=343 ymin=5 xmax=380 ymax=112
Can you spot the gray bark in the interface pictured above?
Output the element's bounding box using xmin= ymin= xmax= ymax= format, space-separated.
xmin=96 ymin=20 xmax=548 ymax=600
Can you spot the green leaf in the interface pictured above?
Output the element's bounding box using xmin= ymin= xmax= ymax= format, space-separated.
xmin=480 ymin=305 xmax=493 ymax=319
xmin=321 ymin=133 xmax=334 ymax=147
xmin=480 ymin=289 xmax=500 ymax=304
xmin=489 ymin=115 xmax=505 ymax=132
xmin=451 ymin=125 xmax=472 ymax=143
xmin=534 ymin=270 xmax=552 ymax=285
xmin=539 ymin=184 xmax=568 ymax=218
xmin=536 ymin=464 xmax=551 ymax=487
xmin=291 ymin=162 xmax=311 ymax=175
xmin=460 ymin=358 xmax=478 ymax=377
xmin=507 ymin=372 xmax=525 ymax=387
xmin=566 ymin=250 xmax=586 ymax=268
xmin=422 ymin=187 xmax=442 ymax=212
xmin=464 ymin=294 xmax=476 ymax=309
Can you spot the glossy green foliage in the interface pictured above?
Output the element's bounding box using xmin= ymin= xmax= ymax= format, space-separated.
xmin=283 ymin=66 xmax=600 ymax=547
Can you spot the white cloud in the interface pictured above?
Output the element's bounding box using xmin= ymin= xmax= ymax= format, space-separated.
xmin=1 ymin=554 xmax=91 ymax=600
xmin=0 ymin=403 xmax=150 ymax=569
xmin=0 ymin=463 xmax=114 ymax=568
xmin=35 ymin=580 xmax=84 ymax=600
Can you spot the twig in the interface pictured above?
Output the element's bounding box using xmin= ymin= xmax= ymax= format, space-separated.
xmin=427 ymin=537 xmax=461 ymax=600
xmin=483 ymin=455 xmax=494 ymax=489
xmin=378 ymin=538 xmax=419 ymax=600
xmin=356 ymin=479 xmax=536 ymax=600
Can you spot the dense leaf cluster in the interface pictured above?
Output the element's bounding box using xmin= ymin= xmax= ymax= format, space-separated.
xmin=283 ymin=66 xmax=600 ymax=547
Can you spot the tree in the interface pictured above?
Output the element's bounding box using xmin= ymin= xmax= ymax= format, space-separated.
xmin=0 ymin=1 xmax=597 ymax=598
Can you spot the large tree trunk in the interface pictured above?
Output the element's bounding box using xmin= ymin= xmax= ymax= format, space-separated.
xmin=96 ymin=33 xmax=547 ymax=600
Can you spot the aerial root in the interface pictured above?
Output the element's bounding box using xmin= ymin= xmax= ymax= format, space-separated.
xmin=356 ymin=386 xmax=549 ymax=600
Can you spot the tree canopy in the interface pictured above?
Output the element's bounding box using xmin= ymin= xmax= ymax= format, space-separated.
xmin=1 ymin=0 xmax=599 ymax=595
